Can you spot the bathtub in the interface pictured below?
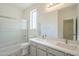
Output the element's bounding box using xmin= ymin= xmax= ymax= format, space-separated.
xmin=0 ymin=42 xmax=30 ymax=56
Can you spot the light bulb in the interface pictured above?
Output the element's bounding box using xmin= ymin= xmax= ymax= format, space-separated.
xmin=49 ymin=3 xmax=53 ymax=6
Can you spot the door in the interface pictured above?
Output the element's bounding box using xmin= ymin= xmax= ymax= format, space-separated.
xmin=63 ymin=19 xmax=73 ymax=40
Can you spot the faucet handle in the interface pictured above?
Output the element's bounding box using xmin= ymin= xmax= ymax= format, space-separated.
xmin=42 ymin=35 xmax=44 ymax=38
xmin=45 ymin=34 xmax=47 ymax=38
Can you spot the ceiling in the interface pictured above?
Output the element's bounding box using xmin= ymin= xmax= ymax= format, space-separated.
xmin=0 ymin=3 xmax=33 ymax=10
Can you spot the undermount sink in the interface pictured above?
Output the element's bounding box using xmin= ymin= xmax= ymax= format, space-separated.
xmin=56 ymin=42 xmax=78 ymax=50
xmin=37 ymin=38 xmax=48 ymax=42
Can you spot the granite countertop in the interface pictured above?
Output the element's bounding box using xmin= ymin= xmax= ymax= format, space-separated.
xmin=29 ymin=38 xmax=79 ymax=56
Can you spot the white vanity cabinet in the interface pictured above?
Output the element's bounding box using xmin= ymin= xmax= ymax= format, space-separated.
xmin=30 ymin=41 xmax=47 ymax=56
xmin=29 ymin=40 xmax=74 ymax=56
xmin=64 ymin=53 xmax=74 ymax=56
xmin=30 ymin=45 xmax=37 ymax=56
xmin=47 ymin=47 xmax=65 ymax=56
xmin=47 ymin=47 xmax=74 ymax=56
xmin=37 ymin=49 xmax=46 ymax=56
xmin=37 ymin=44 xmax=47 ymax=56
xmin=30 ymin=42 xmax=37 ymax=56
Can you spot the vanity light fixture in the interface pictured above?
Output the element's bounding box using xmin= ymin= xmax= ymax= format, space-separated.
xmin=47 ymin=3 xmax=59 ymax=8
xmin=45 ymin=3 xmax=73 ymax=13
xmin=47 ymin=3 xmax=54 ymax=8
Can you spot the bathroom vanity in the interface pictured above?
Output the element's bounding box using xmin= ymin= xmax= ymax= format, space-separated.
xmin=29 ymin=38 xmax=79 ymax=56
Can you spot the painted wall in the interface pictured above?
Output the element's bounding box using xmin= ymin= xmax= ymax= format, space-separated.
xmin=25 ymin=4 xmax=58 ymax=38
xmin=0 ymin=5 xmax=24 ymax=19
xmin=39 ymin=11 xmax=58 ymax=38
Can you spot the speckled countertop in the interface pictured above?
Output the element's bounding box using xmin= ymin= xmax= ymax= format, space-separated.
xmin=29 ymin=38 xmax=79 ymax=56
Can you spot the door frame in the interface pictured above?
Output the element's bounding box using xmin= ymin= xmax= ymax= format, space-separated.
xmin=62 ymin=17 xmax=76 ymax=40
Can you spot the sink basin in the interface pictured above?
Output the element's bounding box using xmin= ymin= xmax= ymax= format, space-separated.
xmin=37 ymin=38 xmax=48 ymax=42
xmin=56 ymin=42 xmax=78 ymax=50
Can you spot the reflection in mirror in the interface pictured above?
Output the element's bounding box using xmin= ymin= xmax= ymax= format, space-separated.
xmin=63 ymin=18 xmax=77 ymax=40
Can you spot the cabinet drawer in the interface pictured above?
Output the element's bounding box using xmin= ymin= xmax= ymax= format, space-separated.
xmin=37 ymin=44 xmax=46 ymax=50
xmin=47 ymin=48 xmax=65 ymax=56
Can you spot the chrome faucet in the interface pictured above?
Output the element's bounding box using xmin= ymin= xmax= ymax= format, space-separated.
xmin=42 ymin=34 xmax=47 ymax=39
xmin=65 ymin=39 xmax=68 ymax=44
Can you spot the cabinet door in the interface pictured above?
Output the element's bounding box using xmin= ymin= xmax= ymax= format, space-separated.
xmin=37 ymin=49 xmax=46 ymax=56
xmin=47 ymin=48 xmax=65 ymax=56
xmin=30 ymin=45 xmax=36 ymax=56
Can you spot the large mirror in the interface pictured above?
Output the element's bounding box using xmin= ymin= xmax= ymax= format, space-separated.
xmin=58 ymin=4 xmax=78 ymax=41
xmin=63 ymin=18 xmax=77 ymax=40
xmin=29 ymin=3 xmax=79 ymax=41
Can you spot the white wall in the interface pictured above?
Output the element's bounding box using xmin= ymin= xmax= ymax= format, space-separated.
xmin=25 ymin=4 xmax=58 ymax=38
xmin=0 ymin=5 xmax=23 ymax=19
xmin=39 ymin=11 xmax=58 ymax=38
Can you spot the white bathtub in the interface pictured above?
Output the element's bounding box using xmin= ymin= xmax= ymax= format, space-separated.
xmin=0 ymin=42 xmax=29 ymax=56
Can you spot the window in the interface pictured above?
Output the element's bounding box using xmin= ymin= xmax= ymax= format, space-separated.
xmin=30 ymin=9 xmax=37 ymax=30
